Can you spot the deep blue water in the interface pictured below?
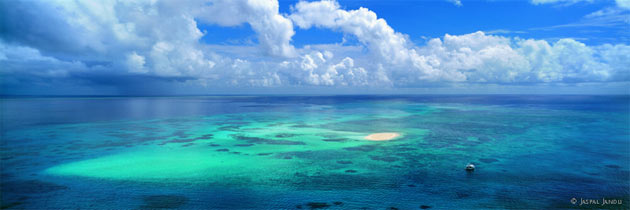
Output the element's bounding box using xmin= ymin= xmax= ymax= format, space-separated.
xmin=1 ymin=95 xmax=629 ymax=209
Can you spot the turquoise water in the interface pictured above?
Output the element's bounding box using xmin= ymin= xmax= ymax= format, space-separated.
xmin=1 ymin=95 xmax=628 ymax=209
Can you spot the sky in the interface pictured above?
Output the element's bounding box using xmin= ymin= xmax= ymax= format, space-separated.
xmin=1 ymin=0 xmax=629 ymax=95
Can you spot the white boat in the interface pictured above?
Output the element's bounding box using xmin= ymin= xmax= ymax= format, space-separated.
xmin=465 ymin=163 xmax=475 ymax=171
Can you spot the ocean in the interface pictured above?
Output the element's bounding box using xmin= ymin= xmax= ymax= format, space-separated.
xmin=1 ymin=95 xmax=628 ymax=209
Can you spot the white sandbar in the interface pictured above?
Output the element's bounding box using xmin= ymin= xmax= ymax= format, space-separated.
xmin=364 ymin=132 xmax=401 ymax=141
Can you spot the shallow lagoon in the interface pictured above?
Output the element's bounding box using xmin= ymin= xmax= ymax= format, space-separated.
xmin=1 ymin=95 xmax=628 ymax=209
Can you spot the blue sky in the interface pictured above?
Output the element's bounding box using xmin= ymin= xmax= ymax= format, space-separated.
xmin=1 ymin=0 xmax=629 ymax=95
xmin=205 ymin=0 xmax=626 ymax=46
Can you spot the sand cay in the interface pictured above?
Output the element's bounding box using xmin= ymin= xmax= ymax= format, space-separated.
xmin=364 ymin=132 xmax=401 ymax=141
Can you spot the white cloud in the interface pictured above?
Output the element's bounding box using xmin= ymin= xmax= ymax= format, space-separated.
xmin=618 ymin=0 xmax=630 ymax=9
xmin=535 ymin=7 xmax=630 ymax=31
xmin=2 ymin=0 xmax=224 ymax=78
xmin=530 ymin=0 xmax=593 ymax=5
xmin=596 ymin=43 xmax=630 ymax=80
xmin=447 ymin=0 xmax=463 ymax=7
xmin=289 ymin=0 xmax=446 ymax=83
xmin=275 ymin=50 xmax=368 ymax=86
xmin=420 ymin=32 xmax=530 ymax=83
xmin=287 ymin=1 xmax=624 ymax=85
xmin=197 ymin=0 xmax=296 ymax=57
xmin=126 ymin=52 xmax=147 ymax=74
xmin=285 ymin=0 xmax=629 ymax=85
xmin=290 ymin=1 xmax=411 ymax=65
xmin=531 ymin=0 xmax=630 ymax=10
xmin=415 ymin=32 xmax=629 ymax=84
xmin=0 ymin=41 xmax=88 ymax=78
xmin=0 ymin=0 xmax=628 ymax=93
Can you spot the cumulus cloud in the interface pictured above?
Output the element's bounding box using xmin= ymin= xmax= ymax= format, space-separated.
xmin=289 ymin=0 xmax=445 ymax=82
xmin=197 ymin=0 xmax=296 ymax=57
xmin=287 ymin=1 xmax=629 ymax=85
xmin=290 ymin=1 xmax=412 ymax=65
xmin=125 ymin=52 xmax=147 ymax=74
xmin=278 ymin=51 xmax=369 ymax=86
xmin=416 ymin=32 xmax=629 ymax=84
xmin=419 ymin=32 xmax=525 ymax=83
xmin=0 ymin=0 xmax=219 ymax=78
xmin=0 ymin=0 xmax=628 ymax=94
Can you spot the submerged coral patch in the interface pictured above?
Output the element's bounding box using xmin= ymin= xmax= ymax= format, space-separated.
xmin=140 ymin=195 xmax=189 ymax=209
xmin=1 ymin=180 xmax=68 ymax=194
